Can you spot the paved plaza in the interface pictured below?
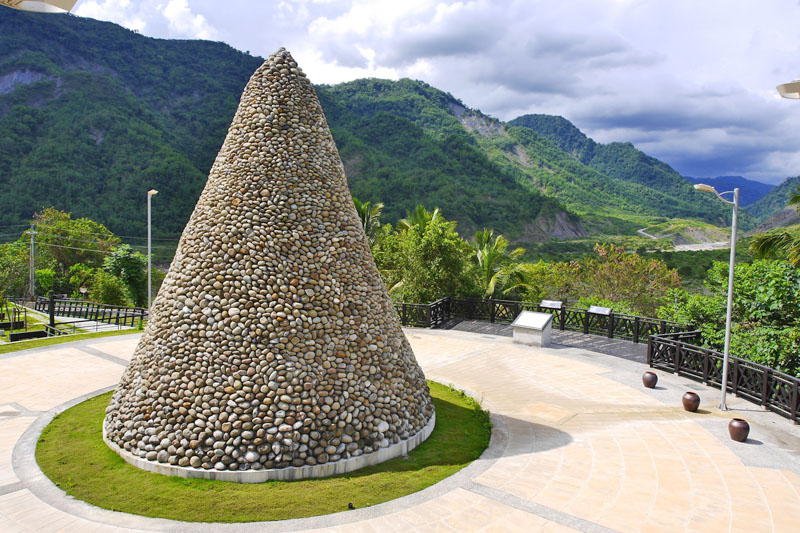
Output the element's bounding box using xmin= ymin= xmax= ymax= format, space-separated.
xmin=1 ymin=328 xmax=799 ymax=532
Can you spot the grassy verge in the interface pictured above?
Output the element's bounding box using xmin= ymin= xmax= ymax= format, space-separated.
xmin=0 ymin=329 xmax=141 ymax=355
xmin=37 ymin=382 xmax=490 ymax=523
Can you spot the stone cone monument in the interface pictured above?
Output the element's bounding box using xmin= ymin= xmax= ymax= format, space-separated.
xmin=104 ymin=48 xmax=435 ymax=482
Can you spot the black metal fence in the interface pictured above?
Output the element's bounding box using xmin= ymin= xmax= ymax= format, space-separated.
xmin=394 ymin=296 xmax=689 ymax=343
xmin=648 ymin=333 xmax=800 ymax=423
xmin=34 ymin=297 xmax=147 ymax=328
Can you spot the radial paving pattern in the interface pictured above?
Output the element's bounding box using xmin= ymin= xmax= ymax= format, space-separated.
xmin=102 ymin=48 xmax=434 ymax=477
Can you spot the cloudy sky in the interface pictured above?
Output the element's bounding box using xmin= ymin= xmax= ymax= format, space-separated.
xmin=73 ymin=0 xmax=800 ymax=184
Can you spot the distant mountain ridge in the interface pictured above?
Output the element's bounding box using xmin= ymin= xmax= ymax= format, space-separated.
xmin=684 ymin=176 xmax=774 ymax=207
xmin=747 ymin=176 xmax=800 ymax=222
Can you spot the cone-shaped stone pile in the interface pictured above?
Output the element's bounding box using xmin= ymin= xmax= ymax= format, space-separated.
xmin=104 ymin=48 xmax=434 ymax=480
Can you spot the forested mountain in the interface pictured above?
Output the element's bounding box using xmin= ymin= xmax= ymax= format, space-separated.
xmin=0 ymin=10 xmax=747 ymax=246
xmin=746 ymin=176 xmax=800 ymax=222
xmin=684 ymin=175 xmax=774 ymax=207
xmin=507 ymin=114 xmax=747 ymax=227
xmin=0 ymin=11 xmax=581 ymax=244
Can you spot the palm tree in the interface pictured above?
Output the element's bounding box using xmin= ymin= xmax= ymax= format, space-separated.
xmin=750 ymin=188 xmax=800 ymax=266
xmin=397 ymin=205 xmax=455 ymax=234
xmin=352 ymin=197 xmax=384 ymax=247
xmin=470 ymin=228 xmax=527 ymax=299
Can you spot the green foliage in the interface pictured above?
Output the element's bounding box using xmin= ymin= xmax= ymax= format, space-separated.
xmin=375 ymin=208 xmax=475 ymax=303
xmin=103 ymin=245 xmax=147 ymax=306
xmin=34 ymin=268 xmax=55 ymax=295
xmin=659 ymin=259 xmax=800 ymax=376
xmin=0 ymin=240 xmax=29 ymax=297
xmin=352 ymin=197 xmax=384 ymax=247
xmin=468 ymin=228 xmax=527 ymax=299
xmin=88 ymin=270 xmax=130 ymax=306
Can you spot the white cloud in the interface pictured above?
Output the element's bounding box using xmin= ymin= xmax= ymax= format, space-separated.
xmin=161 ymin=0 xmax=216 ymax=39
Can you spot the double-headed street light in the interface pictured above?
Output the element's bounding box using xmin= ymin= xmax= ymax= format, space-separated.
xmin=694 ymin=183 xmax=739 ymax=410
xmin=147 ymin=189 xmax=158 ymax=310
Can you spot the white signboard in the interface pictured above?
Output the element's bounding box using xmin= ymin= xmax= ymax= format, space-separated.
xmin=511 ymin=311 xmax=553 ymax=330
xmin=588 ymin=305 xmax=612 ymax=316
xmin=540 ymin=300 xmax=563 ymax=309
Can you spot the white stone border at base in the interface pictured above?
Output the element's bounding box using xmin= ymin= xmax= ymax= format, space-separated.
xmin=103 ymin=411 xmax=436 ymax=483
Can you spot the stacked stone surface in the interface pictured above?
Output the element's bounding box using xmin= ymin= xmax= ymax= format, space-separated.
xmin=103 ymin=48 xmax=434 ymax=475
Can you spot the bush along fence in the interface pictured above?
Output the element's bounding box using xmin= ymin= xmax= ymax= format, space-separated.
xmin=393 ymin=296 xmax=688 ymax=343
xmin=648 ymin=332 xmax=800 ymax=424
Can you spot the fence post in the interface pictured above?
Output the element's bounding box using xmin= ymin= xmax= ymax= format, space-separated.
xmin=762 ymin=369 xmax=770 ymax=408
xmin=660 ymin=320 xmax=666 ymax=334
xmin=426 ymin=304 xmax=431 ymax=328
xmin=583 ymin=310 xmax=589 ymax=335
xmin=489 ymin=300 xmax=495 ymax=323
xmin=674 ymin=341 xmax=682 ymax=375
xmin=633 ymin=317 xmax=640 ymax=344
xmin=607 ymin=313 xmax=614 ymax=339
xmin=48 ymin=291 xmax=55 ymax=331
xmin=792 ymin=382 xmax=798 ymax=423
xmin=559 ymin=307 xmax=566 ymax=330
xmin=647 ymin=337 xmax=653 ymax=366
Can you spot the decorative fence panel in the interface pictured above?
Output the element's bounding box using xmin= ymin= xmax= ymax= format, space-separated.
xmin=34 ymin=297 xmax=147 ymax=328
xmin=393 ymin=296 xmax=689 ymax=344
xmin=648 ymin=333 xmax=800 ymax=423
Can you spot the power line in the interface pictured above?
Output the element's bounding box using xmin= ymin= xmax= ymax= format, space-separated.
xmin=0 ymin=224 xmax=28 ymax=229
xmin=36 ymin=242 xmax=115 ymax=254
xmin=36 ymin=225 xmax=182 ymax=241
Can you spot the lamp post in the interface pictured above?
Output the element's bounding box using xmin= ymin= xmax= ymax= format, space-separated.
xmin=694 ymin=183 xmax=739 ymax=410
xmin=777 ymin=79 xmax=800 ymax=99
xmin=0 ymin=1 xmax=78 ymax=14
xmin=147 ymin=189 xmax=158 ymax=309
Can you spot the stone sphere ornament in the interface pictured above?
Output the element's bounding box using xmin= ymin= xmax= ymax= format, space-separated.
xmin=103 ymin=48 xmax=435 ymax=482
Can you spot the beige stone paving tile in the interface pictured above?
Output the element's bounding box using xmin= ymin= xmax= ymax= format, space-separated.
xmin=640 ymin=510 xmax=690 ymax=532
xmin=0 ymin=349 xmax=124 ymax=411
xmin=36 ymin=515 xmax=81 ymax=532
xmin=55 ymin=520 xmax=111 ymax=533
xmin=0 ymin=515 xmax=32 ymax=533
xmin=0 ymin=416 xmax=35 ymax=486
xmin=86 ymin=339 xmax=138 ymax=361
xmin=538 ymin=521 xmax=582 ymax=533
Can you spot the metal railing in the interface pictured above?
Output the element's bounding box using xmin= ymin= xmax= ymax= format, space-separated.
xmin=648 ymin=333 xmax=800 ymax=423
xmin=34 ymin=297 xmax=147 ymax=328
xmin=394 ymin=296 xmax=689 ymax=343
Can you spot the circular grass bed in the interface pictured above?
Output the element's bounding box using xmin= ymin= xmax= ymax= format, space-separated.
xmin=36 ymin=381 xmax=490 ymax=523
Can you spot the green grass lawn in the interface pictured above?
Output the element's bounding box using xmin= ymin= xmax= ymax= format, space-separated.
xmin=0 ymin=329 xmax=141 ymax=354
xmin=36 ymin=382 xmax=490 ymax=522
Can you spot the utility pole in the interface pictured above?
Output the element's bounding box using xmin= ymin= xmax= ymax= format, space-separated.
xmin=28 ymin=223 xmax=36 ymax=301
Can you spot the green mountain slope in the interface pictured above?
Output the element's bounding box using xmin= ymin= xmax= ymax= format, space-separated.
xmin=0 ymin=11 xmax=579 ymax=244
xmin=507 ymin=114 xmax=751 ymax=228
xmin=0 ymin=11 xmax=749 ymax=246
xmin=746 ymin=176 xmax=800 ymax=222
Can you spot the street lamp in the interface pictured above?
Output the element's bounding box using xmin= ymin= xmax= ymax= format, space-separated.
xmin=777 ymin=79 xmax=800 ymax=99
xmin=0 ymin=1 xmax=78 ymax=13
xmin=694 ymin=183 xmax=739 ymax=410
xmin=147 ymin=189 xmax=158 ymax=309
